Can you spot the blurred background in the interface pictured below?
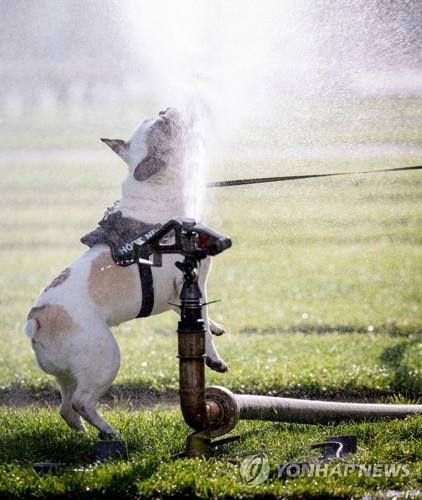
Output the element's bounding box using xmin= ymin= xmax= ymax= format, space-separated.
xmin=1 ymin=0 xmax=421 ymax=158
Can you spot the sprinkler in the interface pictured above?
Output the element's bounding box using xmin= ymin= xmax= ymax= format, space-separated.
xmin=133 ymin=217 xmax=422 ymax=458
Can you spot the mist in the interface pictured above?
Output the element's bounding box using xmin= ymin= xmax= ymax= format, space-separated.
xmin=1 ymin=0 xmax=422 ymax=216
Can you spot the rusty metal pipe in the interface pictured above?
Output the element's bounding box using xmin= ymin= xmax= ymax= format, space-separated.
xmin=235 ymin=394 xmax=422 ymax=424
xmin=178 ymin=330 xmax=208 ymax=431
xmin=176 ymin=246 xmax=218 ymax=457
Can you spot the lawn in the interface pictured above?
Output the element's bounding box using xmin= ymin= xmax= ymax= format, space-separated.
xmin=0 ymin=102 xmax=421 ymax=498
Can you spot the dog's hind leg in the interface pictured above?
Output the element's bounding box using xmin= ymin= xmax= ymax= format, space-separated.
xmin=71 ymin=325 xmax=121 ymax=436
xmin=56 ymin=374 xmax=85 ymax=432
xmin=72 ymin=387 xmax=119 ymax=437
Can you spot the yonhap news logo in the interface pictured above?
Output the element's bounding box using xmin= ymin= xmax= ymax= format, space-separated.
xmin=239 ymin=454 xmax=270 ymax=486
xmin=239 ymin=454 xmax=410 ymax=485
xmin=276 ymin=462 xmax=410 ymax=479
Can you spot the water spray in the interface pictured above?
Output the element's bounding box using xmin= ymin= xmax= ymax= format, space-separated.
xmin=133 ymin=217 xmax=422 ymax=459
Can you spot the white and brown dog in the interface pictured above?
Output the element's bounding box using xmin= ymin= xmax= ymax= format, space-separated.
xmin=24 ymin=108 xmax=227 ymax=436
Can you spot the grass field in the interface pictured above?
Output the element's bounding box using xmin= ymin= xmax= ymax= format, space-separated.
xmin=0 ymin=103 xmax=421 ymax=498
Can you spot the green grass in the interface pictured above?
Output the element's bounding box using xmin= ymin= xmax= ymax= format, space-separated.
xmin=0 ymin=409 xmax=422 ymax=498
xmin=0 ymin=103 xmax=421 ymax=497
xmin=0 ymin=408 xmax=420 ymax=499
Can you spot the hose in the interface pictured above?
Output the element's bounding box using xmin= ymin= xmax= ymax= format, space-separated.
xmin=235 ymin=394 xmax=422 ymax=424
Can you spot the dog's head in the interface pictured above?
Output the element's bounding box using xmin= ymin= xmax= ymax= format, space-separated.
xmin=101 ymin=108 xmax=185 ymax=183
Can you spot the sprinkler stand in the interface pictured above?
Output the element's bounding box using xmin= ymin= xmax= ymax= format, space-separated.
xmin=133 ymin=217 xmax=422 ymax=459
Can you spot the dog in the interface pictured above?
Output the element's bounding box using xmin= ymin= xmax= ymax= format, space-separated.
xmin=24 ymin=108 xmax=227 ymax=436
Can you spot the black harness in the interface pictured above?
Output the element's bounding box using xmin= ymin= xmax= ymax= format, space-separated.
xmin=81 ymin=208 xmax=160 ymax=318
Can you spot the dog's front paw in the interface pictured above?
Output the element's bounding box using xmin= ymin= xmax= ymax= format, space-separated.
xmin=206 ymin=356 xmax=229 ymax=373
xmin=209 ymin=319 xmax=226 ymax=336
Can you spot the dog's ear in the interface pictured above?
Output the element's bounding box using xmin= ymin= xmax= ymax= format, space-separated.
xmin=100 ymin=138 xmax=130 ymax=164
xmin=133 ymin=155 xmax=167 ymax=181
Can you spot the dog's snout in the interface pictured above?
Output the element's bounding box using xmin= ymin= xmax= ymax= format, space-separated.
xmin=154 ymin=108 xmax=183 ymax=138
xmin=158 ymin=107 xmax=182 ymax=122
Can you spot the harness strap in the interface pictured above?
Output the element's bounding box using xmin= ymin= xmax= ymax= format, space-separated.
xmin=136 ymin=251 xmax=154 ymax=318
xmin=80 ymin=208 xmax=159 ymax=318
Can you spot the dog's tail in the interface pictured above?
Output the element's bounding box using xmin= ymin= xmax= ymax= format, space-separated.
xmin=24 ymin=318 xmax=40 ymax=339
